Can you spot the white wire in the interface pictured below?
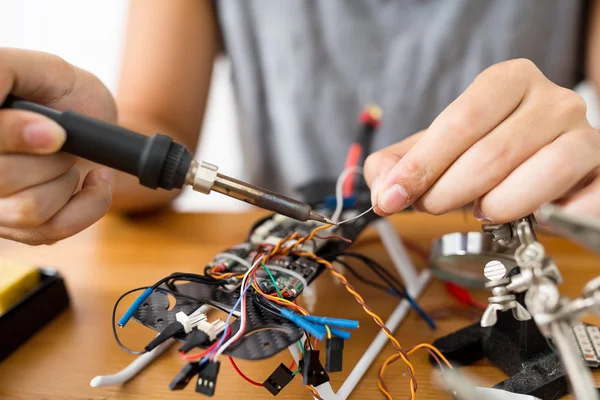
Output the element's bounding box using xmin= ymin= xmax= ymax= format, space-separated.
xmin=260 ymin=264 xmax=309 ymax=290
xmin=213 ymin=255 xmax=263 ymax=360
xmin=213 ymin=253 xmax=252 ymax=270
xmin=331 ymin=166 xmax=364 ymax=223
xmin=336 ymin=205 xmax=377 ymax=226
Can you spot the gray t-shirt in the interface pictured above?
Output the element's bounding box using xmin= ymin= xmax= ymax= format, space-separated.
xmin=217 ymin=0 xmax=585 ymax=196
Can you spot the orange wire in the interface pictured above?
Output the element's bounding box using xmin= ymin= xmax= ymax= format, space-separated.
xmin=306 ymin=385 xmax=324 ymax=400
xmin=293 ymin=249 xmax=417 ymax=399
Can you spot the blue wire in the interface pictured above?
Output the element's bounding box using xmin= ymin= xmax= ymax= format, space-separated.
xmin=404 ymin=292 xmax=436 ymax=330
xmin=385 ymin=288 xmax=436 ymax=329
xmin=199 ymin=278 xmax=253 ymax=366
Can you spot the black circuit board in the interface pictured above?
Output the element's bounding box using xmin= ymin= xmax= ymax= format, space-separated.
xmin=133 ymin=208 xmax=379 ymax=360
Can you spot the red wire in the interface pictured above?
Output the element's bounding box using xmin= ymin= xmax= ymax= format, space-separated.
xmin=228 ymin=356 xmax=263 ymax=387
xmin=470 ymin=299 xmax=487 ymax=310
xmin=342 ymin=143 xmax=363 ymax=197
xmin=180 ymin=341 xmax=218 ymax=361
xmin=180 ymin=327 xmax=231 ymax=361
xmin=445 ymin=282 xmax=487 ymax=310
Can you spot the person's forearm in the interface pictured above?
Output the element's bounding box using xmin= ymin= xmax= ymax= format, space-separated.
xmin=103 ymin=0 xmax=220 ymax=213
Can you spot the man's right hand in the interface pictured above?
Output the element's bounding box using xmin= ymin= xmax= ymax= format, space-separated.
xmin=0 ymin=48 xmax=116 ymax=245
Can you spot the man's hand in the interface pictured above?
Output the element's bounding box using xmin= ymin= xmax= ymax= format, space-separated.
xmin=365 ymin=58 xmax=600 ymax=222
xmin=0 ymin=48 xmax=115 ymax=245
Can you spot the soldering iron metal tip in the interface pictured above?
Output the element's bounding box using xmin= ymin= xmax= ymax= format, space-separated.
xmin=309 ymin=210 xmax=335 ymax=225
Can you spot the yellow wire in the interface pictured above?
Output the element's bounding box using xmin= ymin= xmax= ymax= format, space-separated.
xmin=252 ymin=283 xmax=309 ymax=315
xmin=378 ymin=343 xmax=454 ymax=398
xmin=324 ymin=325 xmax=332 ymax=339
xmin=306 ymin=385 xmax=323 ymax=400
xmin=293 ymin=250 xmax=417 ymax=399
xmin=282 ymin=224 xmax=333 ymax=255
xmin=407 ymin=344 xmax=453 ymax=369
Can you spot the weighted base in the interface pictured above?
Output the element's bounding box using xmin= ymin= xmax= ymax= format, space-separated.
xmin=431 ymin=320 xmax=568 ymax=400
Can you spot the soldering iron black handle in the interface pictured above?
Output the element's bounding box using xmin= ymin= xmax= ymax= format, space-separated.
xmin=1 ymin=95 xmax=193 ymax=190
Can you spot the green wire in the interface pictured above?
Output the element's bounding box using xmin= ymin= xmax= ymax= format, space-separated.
xmin=260 ymin=263 xmax=304 ymax=376
xmin=261 ymin=263 xmax=285 ymax=299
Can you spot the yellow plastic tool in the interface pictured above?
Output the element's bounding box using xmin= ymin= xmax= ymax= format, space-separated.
xmin=0 ymin=260 xmax=40 ymax=316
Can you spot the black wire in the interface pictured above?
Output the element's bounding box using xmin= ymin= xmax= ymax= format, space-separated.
xmin=333 ymin=259 xmax=398 ymax=296
xmin=112 ymin=284 xmax=234 ymax=356
xmin=251 ymin=291 xmax=283 ymax=317
xmin=251 ymin=292 xmax=313 ymax=352
xmin=158 ymin=287 xmax=233 ymax=314
xmin=305 ymin=333 xmax=313 ymax=350
xmin=112 ymin=286 xmax=150 ymax=355
xmin=158 ymin=272 xmax=223 ymax=289
xmin=338 ymin=252 xmax=407 ymax=294
xmin=339 ymin=252 xmax=438 ymax=329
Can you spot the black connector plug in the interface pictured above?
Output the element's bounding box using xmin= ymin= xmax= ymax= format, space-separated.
xmin=325 ymin=337 xmax=345 ymax=372
xmin=196 ymin=361 xmax=221 ymax=396
xmin=301 ymin=350 xmax=330 ymax=386
xmin=169 ymin=362 xmax=199 ymax=390
xmin=263 ymin=363 xmax=294 ymax=396
xmin=145 ymin=321 xmax=184 ymax=352
xmin=179 ymin=330 xmax=209 ymax=353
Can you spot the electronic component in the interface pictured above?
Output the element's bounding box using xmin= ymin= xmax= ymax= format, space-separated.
xmin=169 ymin=362 xmax=199 ymax=391
xmin=572 ymin=323 xmax=600 ymax=368
xmin=179 ymin=330 xmax=209 ymax=353
xmin=327 ymin=327 xmax=351 ymax=340
xmin=196 ymin=319 xmax=227 ymax=342
xmin=119 ymin=287 xmax=153 ymax=327
xmin=263 ymin=363 xmax=295 ymax=396
xmin=146 ymin=310 xmax=207 ymax=351
xmin=176 ymin=310 xmax=207 ymax=334
xmin=196 ymin=361 xmax=221 ymax=396
xmin=145 ymin=321 xmax=186 ymax=352
xmin=258 ymin=274 xmax=303 ymax=298
xmin=325 ymin=337 xmax=345 ymax=372
xmin=304 ymin=316 xmax=359 ymax=330
xmin=280 ymin=308 xmax=326 ymax=341
xmin=265 ymin=256 xmax=319 ymax=282
xmin=250 ymin=214 xmax=335 ymax=251
xmin=301 ymin=350 xmax=330 ymax=386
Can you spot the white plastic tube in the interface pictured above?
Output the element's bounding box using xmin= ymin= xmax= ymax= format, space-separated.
xmin=90 ymin=338 xmax=175 ymax=387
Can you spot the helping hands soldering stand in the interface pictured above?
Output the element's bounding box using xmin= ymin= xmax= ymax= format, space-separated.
xmin=432 ymin=211 xmax=600 ymax=400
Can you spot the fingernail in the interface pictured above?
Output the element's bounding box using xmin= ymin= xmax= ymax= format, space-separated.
xmin=98 ymin=169 xmax=114 ymax=184
xmin=472 ymin=203 xmax=491 ymax=222
xmin=370 ymin=176 xmax=381 ymax=201
xmin=23 ymin=120 xmax=66 ymax=151
xmin=377 ymin=184 xmax=409 ymax=213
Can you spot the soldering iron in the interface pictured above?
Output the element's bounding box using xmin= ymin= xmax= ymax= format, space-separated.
xmin=1 ymin=96 xmax=332 ymax=224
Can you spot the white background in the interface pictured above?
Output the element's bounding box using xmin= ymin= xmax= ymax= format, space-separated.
xmin=0 ymin=0 xmax=246 ymax=212
xmin=1 ymin=0 xmax=599 ymax=212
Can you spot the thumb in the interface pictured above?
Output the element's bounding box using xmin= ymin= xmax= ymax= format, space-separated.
xmin=364 ymin=131 xmax=423 ymax=215
xmin=0 ymin=109 xmax=66 ymax=154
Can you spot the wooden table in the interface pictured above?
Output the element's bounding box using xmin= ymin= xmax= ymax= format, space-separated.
xmin=0 ymin=211 xmax=598 ymax=400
